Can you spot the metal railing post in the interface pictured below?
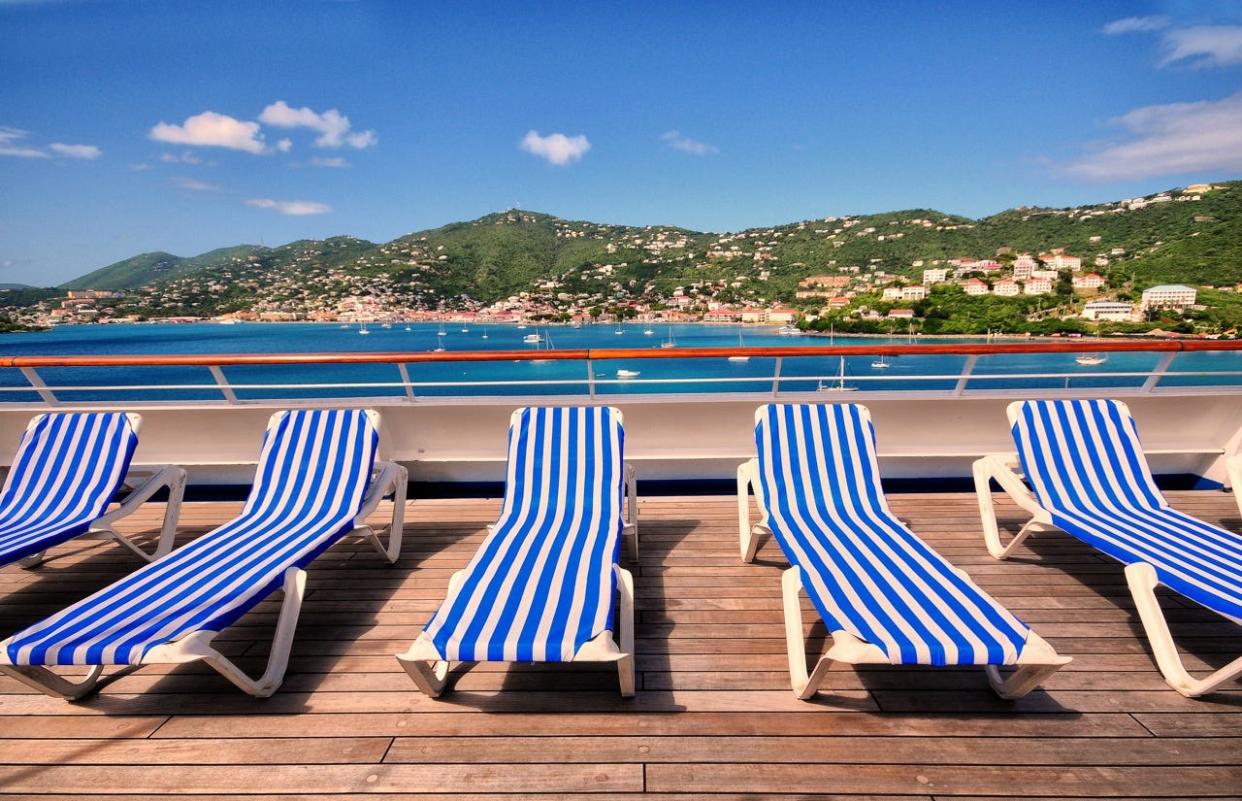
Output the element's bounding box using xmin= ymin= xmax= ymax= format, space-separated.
xmin=208 ymin=365 xmax=239 ymax=404
xmin=771 ymin=357 xmax=783 ymax=397
xmin=19 ymin=367 xmax=57 ymax=405
xmin=396 ymin=363 xmax=416 ymax=401
xmin=1142 ymin=352 xmax=1176 ymax=393
xmin=953 ymin=355 xmax=978 ymax=397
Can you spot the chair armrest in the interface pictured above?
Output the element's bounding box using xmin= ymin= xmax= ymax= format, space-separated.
xmin=355 ymin=461 xmax=407 ymax=524
xmin=96 ymin=465 xmax=186 ymax=527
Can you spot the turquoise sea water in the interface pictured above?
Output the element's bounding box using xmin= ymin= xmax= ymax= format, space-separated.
xmin=0 ymin=322 xmax=1238 ymax=402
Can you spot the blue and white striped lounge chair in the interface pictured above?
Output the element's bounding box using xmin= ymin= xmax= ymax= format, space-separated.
xmin=974 ymin=399 xmax=1241 ymax=697
xmin=0 ymin=408 xmax=407 ymax=699
xmin=738 ymin=403 xmax=1068 ymax=700
xmin=0 ymin=412 xmax=185 ymax=570
xmin=397 ymin=406 xmax=638 ymax=697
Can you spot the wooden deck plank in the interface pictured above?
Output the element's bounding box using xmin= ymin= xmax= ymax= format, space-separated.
xmin=0 ymin=491 xmax=1237 ymax=799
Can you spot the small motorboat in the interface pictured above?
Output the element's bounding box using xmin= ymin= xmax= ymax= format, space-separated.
xmin=616 ymin=369 xmax=641 ymax=379
xmin=523 ymin=333 xmax=543 ymax=344
xmin=1076 ymin=354 xmax=1107 ymax=366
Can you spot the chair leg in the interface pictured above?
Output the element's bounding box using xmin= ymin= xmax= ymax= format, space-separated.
xmin=984 ymin=663 xmax=1065 ymax=700
xmin=615 ymin=564 xmax=635 ymax=697
xmin=781 ymin=567 xmax=832 ymax=699
xmin=17 ymin=551 xmax=47 ymax=569
xmin=397 ymin=655 xmax=451 ymax=698
xmin=1125 ymin=563 xmax=1242 ymax=698
xmin=200 ymin=567 xmax=307 ymax=698
xmin=0 ymin=663 xmax=137 ymax=701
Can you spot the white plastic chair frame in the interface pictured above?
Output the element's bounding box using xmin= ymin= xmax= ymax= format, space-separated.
xmin=397 ymin=407 xmax=638 ymax=698
xmin=1 ymin=410 xmax=407 ymax=700
xmin=973 ymin=400 xmax=1242 ymax=698
xmin=13 ymin=413 xmax=187 ymax=569
xmin=738 ymin=409 xmax=1068 ymax=700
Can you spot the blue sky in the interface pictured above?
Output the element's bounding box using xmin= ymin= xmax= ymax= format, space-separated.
xmin=3 ymin=0 xmax=1242 ymax=284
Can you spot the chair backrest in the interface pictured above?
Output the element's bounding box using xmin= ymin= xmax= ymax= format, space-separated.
xmin=1009 ymin=399 xmax=1167 ymax=516
xmin=494 ymin=406 xmax=626 ymax=542
xmin=754 ymin=402 xmax=892 ymax=530
xmin=239 ymin=408 xmax=379 ymax=528
xmin=0 ymin=412 xmax=139 ymax=531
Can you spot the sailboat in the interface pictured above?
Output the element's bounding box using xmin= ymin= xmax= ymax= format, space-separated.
xmin=381 ymin=322 xmax=392 ymax=329
xmin=437 ymin=322 xmax=447 ymax=337
xmin=661 ymin=327 xmax=677 ymax=349
xmin=728 ymin=331 xmax=749 ymax=362
xmin=1076 ymin=353 xmax=1107 ymax=366
xmin=481 ymin=327 xmax=489 ymax=340
xmin=404 ymin=324 xmax=412 ymax=331
xmin=358 ymin=323 xmax=370 ymax=335
xmin=871 ymin=355 xmax=891 ymax=369
xmin=532 ymin=330 xmax=554 ymax=363
xmin=816 ymin=357 xmax=855 ymax=392
xmin=643 ymin=327 xmax=654 ymax=336
xmin=614 ymin=322 xmax=624 ymax=335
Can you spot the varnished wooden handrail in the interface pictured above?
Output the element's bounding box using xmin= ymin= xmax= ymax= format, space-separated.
xmin=1 ymin=339 xmax=1240 ymax=368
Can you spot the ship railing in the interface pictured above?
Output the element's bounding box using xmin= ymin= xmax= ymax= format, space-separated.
xmin=2 ymin=341 xmax=1242 ymax=405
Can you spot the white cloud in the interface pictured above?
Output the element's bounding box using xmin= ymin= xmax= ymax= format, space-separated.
xmin=149 ymin=111 xmax=266 ymax=154
xmin=245 ymin=198 xmax=332 ymax=215
xmin=0 ymin=127 xmax=47 ymax=158
xmin=47 ymin=142 xmax=100 ymax=159
xmin=159 ymin=151 xmax=202 ymax=165
xmin=129 ymin=162 xmax=152 ymax=171
xmin=172 ymin=176 xmax=221 ymax=192
xmin=1102 ymin=16 xmax=1169 ymax=35
xmin=661 ymin=130 xmax=719 ymax=156
xmin=0 ymin=127 xmax=101 ymax=160
xmin=275 ymin=137 xmax=293 ymax=153
xmin=520 ymin=130 xmax=590 ymax=166
xmin=258 ymin=101 xmax=376 ymax=149
xmin=310 ymin=156 xmax=349 ymax=168
xmin=1159 ymin=25 xmax=1242 ymax=67
xmin=1064 ymin=91 xmax=1242 ymax=180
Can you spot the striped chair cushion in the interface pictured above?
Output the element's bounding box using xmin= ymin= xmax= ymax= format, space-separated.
xmin=0 ymin=413 xmax=139 ymax=566
xmin=1013 ymin=399 xmax=1242 ymax=622
xmin=422 ymin=406 xmax=624 ymax=662
xmin=755 ymin=403 xmax=1031 ymax=666
xmin=4 ymin=409 xmax=377 ymax=666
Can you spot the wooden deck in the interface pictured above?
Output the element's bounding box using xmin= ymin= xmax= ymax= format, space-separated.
xmin=0 ymin=491 xmax=1239 ymax=799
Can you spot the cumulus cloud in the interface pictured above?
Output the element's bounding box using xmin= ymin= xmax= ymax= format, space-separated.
xmin=172 ymin=176 xmax=221 ymax=192
xmin=1102 ymin=16 xmax=1169 ymax=35
xmin=244 ymin=198 xmax=331 ymax=215
xmin=1159 ymin=25 xmax=1242 ymax=67
xmin=47 ymin=142 xmax=100 ymax=159
xmin=1064 ymin=91 xmax=1242 ymax=180
xmin=310 ymin=156 xmax=349 ymax=168
xmin=520 ymin=130 xmax=590 ymax=166
xmin=149 ymin=111 xmax=267 ymax=154
xmin=258 ymin=101 xmax=376 ymax=149
xmin=661 ymin=130 xmax=719 ymax=155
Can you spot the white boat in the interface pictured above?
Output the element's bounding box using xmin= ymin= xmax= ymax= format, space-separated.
xmin=339 ymin=324 xmax=350 ymax=329
xmin=643 ymin=328 xmax=654 ymax=336
xmin=1076 ymin=354 xmax=1107 ymax=366
xmin=817 ymin=357 xmax=856 ymax=391
xmin=217 ymin=319 xmax=239 ymax=325
xmin=777 ymin=325 xmax=803 ymax=336
xmin=381 ymin=323 xmax=392 ymax=329
xmin=358 ymin=324 xmax=370 ymax=335
xmin=728 ymin=331 xmax=750 ymax=362
xmin=661 ymin=327 xmax=677 ymax=349
xmin=614 ymin=324 xmax=624 ymax=335
xmin=616 ymin=369 xmax=641 ymax=379
xmin=404 ymin=325 xmax=412 ymax=332
xmin=437 ymin=323 xmax=446 ymax=337
xmin=872 ymin=356 xmax=891 ymax=369
xmin=523 ymin=333 xmax=543 ymax=344
xmin=461 ymin=327 xmax=469 ymax=333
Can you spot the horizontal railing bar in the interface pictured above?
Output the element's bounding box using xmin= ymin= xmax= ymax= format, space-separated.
xmin=4 ymin=339 xmax=1242 ymax=368
xmin=4 ymin=369 xmax=1242 ymax=394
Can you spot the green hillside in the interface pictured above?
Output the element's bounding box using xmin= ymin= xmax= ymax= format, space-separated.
xmin=60 ymin=181 xmax=1242 ymax=323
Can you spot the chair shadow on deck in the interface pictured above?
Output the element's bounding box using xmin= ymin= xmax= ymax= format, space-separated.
xmin=993 ymin=514 xmax=1242 ymax=703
